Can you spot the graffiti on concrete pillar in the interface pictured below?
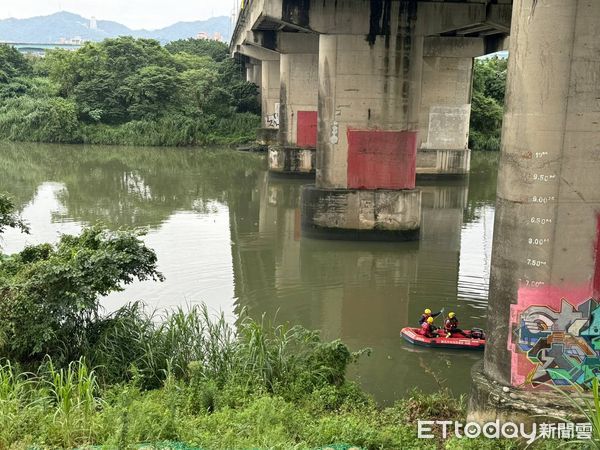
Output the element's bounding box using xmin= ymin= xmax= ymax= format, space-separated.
xmin=266 ymin=103 xmax=280 ymax=128
xmin=509 ymin=289 xmax=600 ymax=388
xmin=329 ymin=121 xmax=339 ymax=145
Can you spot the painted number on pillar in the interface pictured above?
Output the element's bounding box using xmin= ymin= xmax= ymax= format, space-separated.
xmin=522 ymin=151 xmax=549 ymax=159
xmin=522 ymin=279 xmax=545 ymax=287
xmin=530 ymin=217 xmax=553 ymax=225
xmin=528 ymin=238 xmax=550 ymax=246
xmin=531 ymin=196 xmax=555 ymax=204
xmin=532 ymin=174 xmax=556 ymax=182
xmin=526 ymin=259 xmax=548 ymax=267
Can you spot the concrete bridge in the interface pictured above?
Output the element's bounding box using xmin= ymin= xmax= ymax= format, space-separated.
xmin=231 ymin=0 xmax=600 ymax=423
xmin=4 ymin=42 xmax=83 ymax=55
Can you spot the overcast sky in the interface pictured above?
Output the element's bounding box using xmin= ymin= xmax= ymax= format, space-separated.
xmin=0 ymin=0 xmax=236 ymax=29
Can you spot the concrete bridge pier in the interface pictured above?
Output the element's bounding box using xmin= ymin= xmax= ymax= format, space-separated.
xmin=469 ymin=0 xmax=600 ymax=423
xmin=418 ymin=37 xmax=481 ymax=178
xmin=257 ymin=58 xmax=281 ymax=147
xmin=269 ymin=51 xmax=318 ymax=176
xmin=301 ymin=29 xmax=423 ymax=241
xmin=245 ymin=59 xmax=262 ymax=105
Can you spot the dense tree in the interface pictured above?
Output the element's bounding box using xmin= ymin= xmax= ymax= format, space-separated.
xmin=125 ymin=65 xmax=180 ymax=120
xmin=0 ymin=37 xmax=260 ymax=145
xmin=469 ymin=57 xmax=508 ymax=152
xmin=0 ymin=194 xmax=28 ymax=235
xmin=165 ymin=38 xmax=229 ymax=62
xmin=0 ymin=44 xmax=31 ymax=81
xmin=0 ymin=226 xmax=164 ymax=363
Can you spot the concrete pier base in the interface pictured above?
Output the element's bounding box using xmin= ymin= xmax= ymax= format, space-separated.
xmin=268 ymin=146 xmax=315 ymax=176
xmin=256 ymin=128 xmax=278 ymax=147
xmin=468 ymin=361 xmax=587 ymax=425
xmin=301 ymin=185 xmax=421 ymax=241
xmin=417 ymin=149 xmax=471 ymax=177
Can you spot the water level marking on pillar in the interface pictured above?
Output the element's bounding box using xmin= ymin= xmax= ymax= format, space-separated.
xmin=528 ymin=238 xmax=550 ymax=246
xmin=529 ymin=216 xmax=553 ymax=225
xmin=531 ymin=174 xmax=557 ymax=182
xmin=521 ymin=168 xmax=559 ymax=289
xmin=530 ymin=195 xmax=556 ymax=204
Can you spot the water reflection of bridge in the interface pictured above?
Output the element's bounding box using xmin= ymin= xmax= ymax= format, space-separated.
xmin=229 ymin=172 xmax=489 ymax=404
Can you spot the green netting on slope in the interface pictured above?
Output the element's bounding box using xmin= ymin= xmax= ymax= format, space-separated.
xmin=71 ymin=444 xmax=203 ymax=450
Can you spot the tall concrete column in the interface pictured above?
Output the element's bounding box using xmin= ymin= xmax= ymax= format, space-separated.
xmin=245 ymin=60 xmax=262 ymax=105
xmin=418 ymin=37 xmax=481 ymax=177
xmin=256 ymin=58 xmax=281 ymax=147
xmin=470 ymin=0 xmax=600 ymax=422
xmin=301 ymin=4 xmax=424 ymax=241
xmin=269 ymin=53 xmax=318 ymax=176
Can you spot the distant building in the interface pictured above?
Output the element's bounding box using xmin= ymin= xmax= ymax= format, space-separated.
xmin=194 ymin=31 xmax=224 ymax=42
xmin=90 ymin=16 xmax=97 ymax=30
xmin=58 ymin=37 xmax=86 ymax=45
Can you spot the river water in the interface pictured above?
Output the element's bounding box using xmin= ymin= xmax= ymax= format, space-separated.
xmin=0 ymin=142 xmax=498 ymax=405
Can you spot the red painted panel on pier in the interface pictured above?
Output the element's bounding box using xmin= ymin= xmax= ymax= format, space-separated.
xmin=347 ymin=129 xmax=417 ymax=190
xmin=297 ymin=111 xmax=318 ymax=148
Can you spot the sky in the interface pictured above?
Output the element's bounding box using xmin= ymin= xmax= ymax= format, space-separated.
xmin=0 ymin=0 xmax=236 ymax=29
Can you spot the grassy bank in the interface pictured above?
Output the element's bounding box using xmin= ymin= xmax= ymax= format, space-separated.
xmin=0 ymin=304 xmax=586 ymax=449
xmin=0 ymin=197 xmax=590 ymax=449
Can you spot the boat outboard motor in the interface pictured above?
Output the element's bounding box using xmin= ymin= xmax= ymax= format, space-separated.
xmin=470 ymin=328 xmax=485 ymax=339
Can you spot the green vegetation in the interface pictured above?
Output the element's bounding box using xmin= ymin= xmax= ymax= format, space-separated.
xmin=469 ymin=57 xmax=507 ymax=152
xmin=0 ymin=38 xmax=260 ymax=146
xmin=1 ymin=42 xmax=508 ymax=151
xmin=0 ymin=191 xmax=590 ymax=449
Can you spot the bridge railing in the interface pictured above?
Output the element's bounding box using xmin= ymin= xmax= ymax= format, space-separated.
xmin=231 ymin=0 xmax=256 ymax=50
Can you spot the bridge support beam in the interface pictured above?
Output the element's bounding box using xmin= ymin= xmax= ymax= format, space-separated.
xmin=269 ymin=52 xmax=318 ymax=176
xmin=418 ymin=37 xmax=482 ymax=177
xmin=469 ymin=0 xmax=600 ymax=423
xmin=245 ymin=60 xmax=262 ymax=105
xmin=257 ymin=59 xmax=281 ymax=147
xmin=301 ymin=26 xmax=423 ymax=241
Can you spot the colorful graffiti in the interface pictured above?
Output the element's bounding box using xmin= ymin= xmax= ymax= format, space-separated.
xmin=510 ymin=288 xmax=600 ymax=388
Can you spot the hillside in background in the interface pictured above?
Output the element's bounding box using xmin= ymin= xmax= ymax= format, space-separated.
xmin=0 ymin=12 xmax=231 ymax=44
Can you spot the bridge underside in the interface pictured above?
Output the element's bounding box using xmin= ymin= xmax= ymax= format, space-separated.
xmin=231 ymin=0 xmax=600 ymax=424
xmin=231 ymin=0 xmax=511 ymax=242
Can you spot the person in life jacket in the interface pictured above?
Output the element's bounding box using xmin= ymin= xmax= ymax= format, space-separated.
xmin=420 ymin=316 xmax=437 ymax=338
xmin=419 ymin=308 xmax=442 ymax=325
xmin=444 ymin=312 xmax=463 ymax=337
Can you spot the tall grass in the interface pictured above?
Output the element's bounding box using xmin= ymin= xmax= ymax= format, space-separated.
xmin=0 ymin=358 xmax=102 ymax=447
xmin=535 ymin=376 xmax=600 ymax=449
xmin=42 ymin=357 xmax=101 ymax=446
xmin=88 ymin=303 xmax=355 ymax=398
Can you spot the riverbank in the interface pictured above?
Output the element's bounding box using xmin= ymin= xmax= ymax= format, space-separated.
xmin=0 ymin=302 xmax=582 ymax=449
xmin=0 ymin=353 xmax=582 ymax=449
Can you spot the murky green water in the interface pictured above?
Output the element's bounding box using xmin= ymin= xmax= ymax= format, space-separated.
xmin=0 ymin=142 xmax=498 ymax=405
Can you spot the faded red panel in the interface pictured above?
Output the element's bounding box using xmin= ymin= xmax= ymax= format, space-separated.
xmin=347 ymin=129 xmax=417 ymax=190
xmin=297 ymin=111 xmax=318 ymax=148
